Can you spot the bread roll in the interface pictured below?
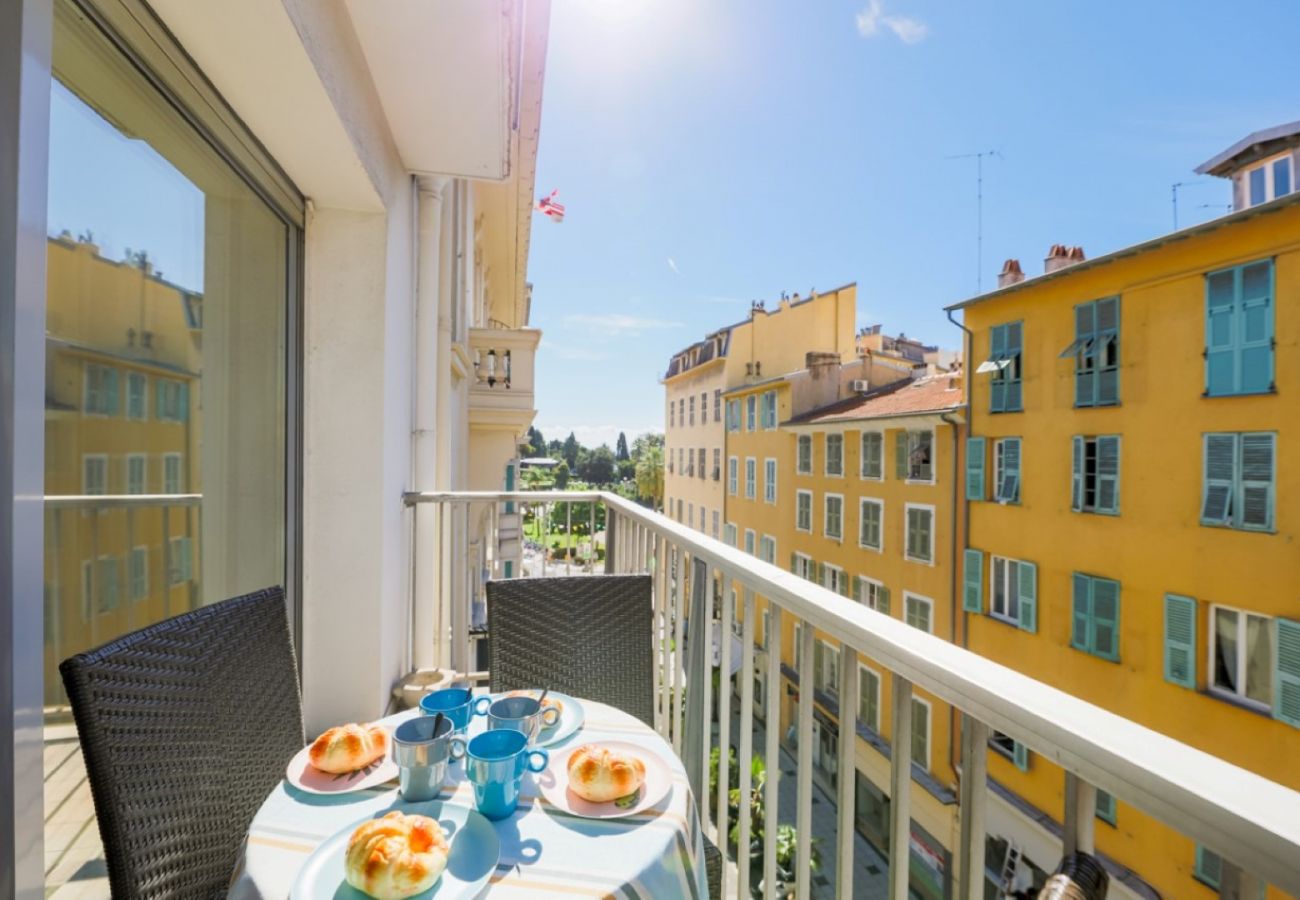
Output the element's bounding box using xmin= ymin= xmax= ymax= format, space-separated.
xmin=344 ymin=811 xmax=448 ymax=899
xmin=308 ymin=723 xmax=389 ymax=774
xmin=506 ymin=690 xmax=564 ymax=717
xmin=567 ymin=744 xmax=646 ymax=804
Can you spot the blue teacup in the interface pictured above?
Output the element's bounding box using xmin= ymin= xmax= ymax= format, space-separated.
xmin=420 ymin=687 xmax=491 ymax=733
xmin=453 ymin=728 xmax=548 ymax=821
xmin=487 ymin=695 xmax=561 ymax=745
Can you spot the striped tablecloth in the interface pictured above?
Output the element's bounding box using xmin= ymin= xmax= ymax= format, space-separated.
xmin=228 ymin=699 xmax=707 ymax=899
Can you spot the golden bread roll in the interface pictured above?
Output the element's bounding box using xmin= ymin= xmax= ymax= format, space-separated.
xmin=567 ymin=744 xmax=646 ymax=803
xmin=308 ymin=723 xmax=389 ymax=774
xmin=344 ymin=811 xmax=449 ymax=899
xmin=506 ymin=690 xmax=564 ymax=717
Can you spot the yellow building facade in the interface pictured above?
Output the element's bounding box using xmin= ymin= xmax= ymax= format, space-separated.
xmin=955 ymin=195 xmax=1300 ymax=898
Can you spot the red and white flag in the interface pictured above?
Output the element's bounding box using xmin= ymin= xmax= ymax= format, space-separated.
xmin=535 ymin=189 xmax=565 ymax=223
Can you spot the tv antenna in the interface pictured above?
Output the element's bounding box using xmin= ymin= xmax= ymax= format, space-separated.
xmin=1171 ymin=180 xmax=1213 ymax=231
xmin=946 ymin=150 xmax=1002 ymax=294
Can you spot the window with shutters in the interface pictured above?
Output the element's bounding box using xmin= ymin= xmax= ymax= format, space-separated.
xmin=792 ymin=553 xmax=814 ymax=582
xmin=759 ymin=535 xmax=776 ymax=564
xmin=1071 ymin=573 xmax=1121 ymax=661
xmin=169 ymin=536 xmax=193 ymax=584
xmin=759 ymin=608 xmax=770 ymax=649
xmin=679 ymin=398 xmax=685 ymax=426
xmin=83 ymin=454 xmax=108 ymax=495
xmin=825 ymin=434 xmax=844 ymax=476
xmin=157 ymin=378 xmax=188 ymax=421
xmin=762 ymin=391 xmax=778 ymax=429
xmin=723 ymin=523 xmax=737 ymax=547
xmin=728 ymin=457 xmax=738 ymax=495
xmin=860 ymin=432 xmax=883 ymax=479
xmin=1063 ymin=297 xmax=1120 ymax=407
xmin=1209 ymin=604 xmax=1273 ymax=710
xmin=965 ymin=437 xmax=985 ymax=500
xmin=824 ymin=494 xmax=844 ymax=541
xmin=1072 ymin=435 xmax=1121 ymax=515
xmin=1163 ymin=594 xmax=1197 ymax=688
xmin=993 ymin=437 xmax=1021 ymax=503
xmin=813 ymin=640 xmax=840 ymax=698
xmin=669 ymin=400 xmax=675 ymax=428
xmin=744 ymin=529 xmax=756 ymax=556
xmin=689 ymin=395 xmax=695 ymax=426
xmin=905 ymin=504 xmax=934 ymax=563
xmin=821 ymin=563 xmax=848 ymax=596
xmin=126 ymin=371 xmax=148 ymax=420
xmin=1095 ymin=790 xmax=1116 ymax=826
xmin=911 ymin=698 xmax=931 ymax=771
xmin=698 ymin=447 xmax=706 ymax=479
xmin=987 ymin=321 xmax=1024 ymax=412
xmin=795 ymin=490 xmax=812 ymax=532
xmin=1202 ymin=432 xmax=1275 ymax=531
xmin=854 ymin=576 xmax=890 ymax=613
xmin=85 ymin=363 xmax=119 ymax=415
xmin=712 ymin=510 xmax=720 ymax=539
xmin=701 ymin=392 xmax=708 ymax=424
xmin=1205 ymin=259 xmax=1274 ymax=396
xmin=991 ymin=556 xmax=1020 ymax=623
xmin=746 ymin=395 xmax=757 ymax=430
xmin=797 ymin=434 xmax=812 ymax=474
xmin=1194 ymin=845 xmax=1223 ymax=890
xmin=858 ymin=498 xmax=883 ymax=550
xmin=713 ymin=448 xmax=721 ymax=481
xmin=989 ymin=731 xmax=1030 ymax=771
xmin=129 ymin=546 xmax=148 ymax=602
xmin=725 ymin=399 xmax=737 ymax=432
xmin=764 ymin=458 xmax=777 ymax=503
xmin=745 ymin=458 xmax=757 ymax=498
xmin=904 ymin=593 xmax=933 ymax=633
xmin=96 ymin=555 xmax=121 ymax=612
xmin=858 ymin=664 xmax=881 ymax=731
xmin=714 ymin=389 xmax=722 ymax=422
xmin=896 ymin=429 xmax=934 ymax=482
xmin=125 ymin=454 xmax=147 ymax=495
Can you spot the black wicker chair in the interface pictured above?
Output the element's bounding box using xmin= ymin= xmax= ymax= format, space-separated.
xmin=59 ymin=586 xmax=303 ymax=899
xmin=485 ymin=574 xmax=655 ymax=726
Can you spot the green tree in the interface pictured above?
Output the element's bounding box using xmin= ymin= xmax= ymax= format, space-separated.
xmin=577 ymin=445 xmax=617 ymax=485
xmin=553 ymin=459 xmax=571 ymax=489
xmin=631 ymin=431 xmax=664 ymax=461
xmin=634 ymin=443 xmax=664 ymax=509
xmin=617 ymin=458 xmax=636 ymax=482
xmin=561 ymin=432 xmax=580 ymax=467
xmin=525 ymin=426 xmax=546 ymax=458
xmin=615 ymin=431 xmax=630 ymax=461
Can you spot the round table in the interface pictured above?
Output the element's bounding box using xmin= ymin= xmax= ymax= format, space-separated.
xmin=228 ymin=699 xmax=708 ymax=899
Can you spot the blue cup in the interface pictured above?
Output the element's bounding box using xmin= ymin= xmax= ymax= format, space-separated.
xmin=487 ymin=695 xmax=561 ymax=745
xmin=420 ymin=687 xmax=491 ymax=733
xmin=453 ymin=728 xmax=548 ymax=821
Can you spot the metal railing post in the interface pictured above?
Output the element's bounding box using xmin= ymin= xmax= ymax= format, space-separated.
xmin=958 ymin=713 xmax=989 ymax=900
xmin=836 ymin=641 xmax=859 ymax=900
xmin=737 ymin=590 xmax=756 ymax=900
xmin=888 ymin=676 xmax=914 ymax=900
xmin=1063 ymin=770 xmax=1097 ymax=855
xmin=795 ymin=620 xmax=814 ymax=900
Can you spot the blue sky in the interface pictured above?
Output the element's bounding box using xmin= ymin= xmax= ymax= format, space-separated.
xmin=527 ymin=0 xmax=1300 ymax=449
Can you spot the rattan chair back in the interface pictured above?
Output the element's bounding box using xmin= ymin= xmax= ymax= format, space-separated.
xmin=60 ymin=586 xmax=303 ymax=899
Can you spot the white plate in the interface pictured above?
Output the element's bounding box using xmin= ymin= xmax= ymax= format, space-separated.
xmin=536 ymin=741 xmax=673 ymax=819
xmin=290 ymin=801 xmax=499 ymax=900
xmin=285 ymin=730 xmax=399 ymax=795
xmin=489 ymin=691 xmax=585 ymax=747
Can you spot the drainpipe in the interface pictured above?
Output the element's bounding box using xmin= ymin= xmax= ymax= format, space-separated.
xmin=940 ymin=410 xmax=961 ymax=779
xmin=944 ymin=305 xmax=975 ymax=786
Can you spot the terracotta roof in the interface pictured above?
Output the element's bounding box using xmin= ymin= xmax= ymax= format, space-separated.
xmin=787 ymin=373 xmax=964 ymax=425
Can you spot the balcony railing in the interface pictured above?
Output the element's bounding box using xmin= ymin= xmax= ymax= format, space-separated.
xmin=404 ymin=490 xmax=1300 ymax=899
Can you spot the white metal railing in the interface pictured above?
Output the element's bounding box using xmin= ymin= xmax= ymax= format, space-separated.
xmin=405 ymin=490 xmax=1300 ymax=899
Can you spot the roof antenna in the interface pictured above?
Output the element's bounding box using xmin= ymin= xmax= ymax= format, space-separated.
xmin=1171 ymin=181 xmax=1211 ymax=231
xmin=946 ymin=150 xmax=1002 ymax=294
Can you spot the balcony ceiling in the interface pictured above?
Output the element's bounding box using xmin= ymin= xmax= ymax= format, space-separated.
xmin=344 ymin=0 xmax=520 ymax=181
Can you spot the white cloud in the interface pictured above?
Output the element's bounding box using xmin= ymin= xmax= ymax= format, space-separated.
xmin=855 ymin=0 xmax=928 ymax=44
xmin=667 ymin=257 xmax=681 ymax=275
xmin=563 ymin=313 xmax=683 ymax=336
xmin=536 ymin=423 xmax=662 ymax=451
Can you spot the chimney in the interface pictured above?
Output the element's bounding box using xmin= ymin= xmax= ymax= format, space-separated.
xmin=998 ymin=259 xmax=1025 ymax=288
xmin=1044 ymin=244 xmax=1074 ymax=274
xmin=805 ymin=351 xmax=841 ymax=407
xmin=1068 ymin=245 xmax=1086 ymax=263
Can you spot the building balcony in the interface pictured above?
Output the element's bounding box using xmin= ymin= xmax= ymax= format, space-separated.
xmin=467 ymin=326 xmax=542 ymax=434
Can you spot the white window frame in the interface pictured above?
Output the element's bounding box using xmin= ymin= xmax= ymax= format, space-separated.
xmin=860 ymin=430 xmax=884 ymax=480
xmin=125 ymin=453 xmax=147 ymax=495
xmin=911 ymin=696 xmax=932 ymax=771
xmin=724 ymin=522 xmax=737 ymax=547
xmin=994 ymin=437 xmax=1021 ymax=503
xmin=728 ymin=456 xmax=739 ymax=495
xmin=857 ymin=575 xmax=888 ymax=611
xmin=822 ymin=562 xmax=847 ymax=595
xmin=904 ymin=592 xmax=934 ymax=633
xmin=744 ymin=457 xmax=757 ymax=499
xmin=689 ymin=395 xmax=695 ymax=426
xmin=126 ymin=371 xmax=148 ymax=420
xmin=858 ymin=663 xmax=882 ymax=731
xmin=764 ymin=458 xmax=777 ymax=503
xmin=157 ymin=378 xmax=185 ymax=422
xmin=744 ymin=528 xmax=756 ymax=556
xmin=1245 ymin=152 xmax=1293 ymax=207
xmin=759 ymin=535 xmax=776 ymax=564
xmin=84 ymin=363 xmax=114 ymax=416
xmin=163 ymin=452 xmax=183 ymax=494
xmin=825 ymin=433 xmax=844 ymax=477
xmin=713 ymin=389 xmax=722 ymax=422
xmin=762 ymin=390 xmax=778 ymax=429
xmin=989 ymin=555 xmax=1025 ymax=625
xmin=795 ymin=490 xmax=813 ymax=533
xmin=793 ymin=552 xmax=814 ymax=581
xmin=904 ymin=502 xmax=936 ymax=565
xmin=797 ymin=434 xmax=812 ymax=474
xmin=858 ymin=497 xmax=884 ymax=552
xmin=746 ymin=395 xmax=757 ymax=431
xmin=83 ymin=453 xmax=108 ymax=496
xmin=905 ymin=428 xmax=936 ymax=484
xmin=814 ymin=638 xmax=840 ymax=697
xmin=1207 ymin=603 xmax=1273 ymax=711
xmin=824 ymin=492 xmax=844 ymax=541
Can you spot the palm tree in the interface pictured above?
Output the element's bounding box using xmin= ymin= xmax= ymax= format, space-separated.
xmin=634 ymin=444 xmax=664 ymax=509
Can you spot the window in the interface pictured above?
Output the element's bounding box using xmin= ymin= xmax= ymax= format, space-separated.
xmin=156 ymin=378 xmax=189 ymax=422
xmin=728 ymin=457 xmax=738 ymax=495
xmin=1206 ymin=259 xmax=1274 ymax=396
xmin=725 ymin=399 xmax=738 ymax=432
xmin=905 ymin=504 xmax=934 ymax=563
xmin=813 ymin=639 xmax=840 ymax=698
xmin=795 ymin=490 xmax=812 ymax=532
xmin=824 ymin=494 xmax=843 ymax=541
xmin=744 ymin=529 xmax=756 ymax=556
xmin=1210 ymin=605 xmax=1274 ymax=709
xmin=1064 ymin=297 xmax=1120 ymax=407
xmin=724 ymin=523 xmax=737 ymax=547
xmin=96 ymin=556 xmax=120 ymax=613
xmin=904 ymin=593 xmax=933 ymax=633
xmin=163 ymin=453 xmax=183 ymax=494
xmin=1245 ymin=155 xmax=1292 ymax=207
xmin=858 ymin=665 xmax=881 ymax=731
xmin=84 ymin=364 xmax=119 ymax=415
xmin=858 ymin=498 xmax=883 ymax=550
xmin=1072 ymin=436 xmax=1120 ymax=514
xmin=792 ymin=553 xmax=814 ymax=581
xmin=989 ymin=731 xmax=1030 ymax=771
xmin=688 ymin=503 xmax=694 ymax=528
xmin=759 ymin=535 xmax=776 ymax=564
xmin=821 ymin=563 xmax=847 ymax=596
xmin=1095 ymin=790 xmax=1116 ymax=826
xmin=797 ymin=434 xmax=812 ymax=474
xmin=853 ymin=576 xmax=890 ymax=613
xmin=988 ymin=321 xmax=1024 ymax=412
xmin=669 ymin=399 xmax=675 ymax=428
xmin=911 ymin=698 xmax=931 ymax=771
xmin=965 ymin=437 xmax=985 ymax=500
xmin=895 ymin=429 xmax=933 ymax=482
xmin=689 ymin=395 xmax=695 ymax=426
xmin=825 ymin=434 xmax=844 ymax=476
xmin=746 ymin=395 xmax=757 ymax=431
xmin=760 ymin=609 xmax=770 ymax=649
xmin=700 ymin=392 xmax=708 ymax=424
xmin=993 ymin=437 xmax=1021 ymax=503
xmin=763 ymin=458 xmax=777 ymax=503
xmin=129 ymin=546 xmax=148 ymax=601
xmin=679 ymin=398 xmax=685 ymax=426
xmin=1071 ymin=573 xmax=1121 ymax=661
xmin=990 ymin=556 xmax=1038 ymax=631
xmin=711 ymin=510 xmax=720 ymax=539
xmin=125 ymin=454 xmax=146 ymax=495
xmin=698 ymin=447 xmax=706 ymax=480
xmin=860 ymin=432 xmax=883 ymax=479
xmin=126 ymin=371 xmax=147 ymax=420
xmin=1195 ymin=845 xmax=1223 ymax=890
xmin=744 ymin=457 xmax=757 ymax=499
xmin=762 ymin=391 xmax=778 ymax=429
xmin=712 ymin=448 xmax=721 ymax=481
xmin=83 ymin=454 xmax=107 ymax=495
xmin=713 ymin=389 xmax=722 ymax=422
xmin=170 ymin=536 xmax=194 ymax=584
xmin=1202 ymin=432 xmax=1275 ymax=531
xmin=1163 ymin=594 xmax=1198 ymax=688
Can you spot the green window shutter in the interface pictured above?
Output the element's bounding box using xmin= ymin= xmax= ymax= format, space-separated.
xmin=1071 ymin=436 xmax=1084 ymax=511
xmin=963 ymin=549 xmax=983 ymax=613
xmin=1016 ymin=561 xmax=1037 ymax=633
xmin=1074 ymin=301 xmax=1097 ymax=407
xmin=999 ymin=438 xmax=1021 ymax=503
xmin=791 ymin=552 xmax=799 ymax=574
xmin=1238 ymin=260 xmax=1273 ymax=394
xmin=878 ymin=586 xmax=891 ymax=616
xmin=1092 ymin=577 xmax=1120 ymax=660
xmin=839 ymin=575 xmax=849 ymax=598
xmin=1163 ymin=594 xmax=1197 ymax=688
xmin=106 ymin=369 xmax=120 ymax=415
xmin=817 ymin=562 xmax=826 ymax=586
xmin=1196 ymin=845 xmax=1223 ymax=889
xmin=1095 ymin=790 xmax=1116 ymax=825
xmin=156 ymin=380 xmax=165 ymax=419
xmin=1071 ymin=574 xmax=1091 ymax=651
xmin=1096 ymin=436 xmax=1120 ymax=514
xmin=1205 ymin=269 xmax=1237 ymax=396
xmin=990 ymin=325 xmax=1006 ymax=412
xmin=852 ymin=576 xmax=863 ymax=603
xmin=1275 ymin=618 xmax=1300 ymax=728
xmin=1005 ymin=322 xmax=1023 ymax=411
xmin=1239 ymin=432 xmax=1275 ymax=530
xmin=966 ymin=437 xmax=985 ymax=500
xmin=895 ymin=431 xmax=909 ymax=479
xmin=1096 ymin=297 xmax=1121 ymax=406
xmin=1012 ymin=741 xmax=1029 ymax=771
xmin=1202 ymin=434 xmax=1237 ymax=524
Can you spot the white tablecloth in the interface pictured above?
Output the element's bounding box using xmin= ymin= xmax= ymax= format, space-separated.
xmin=229 ymin=699 xmax=708 ymax=899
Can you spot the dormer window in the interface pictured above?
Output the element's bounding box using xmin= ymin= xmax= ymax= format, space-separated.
xmin=1246 ymin=154 xmax=1292 ymax=207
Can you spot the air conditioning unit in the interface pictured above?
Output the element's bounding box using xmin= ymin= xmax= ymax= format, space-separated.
xmin=850 ymin=379 xmax=870 ymax=393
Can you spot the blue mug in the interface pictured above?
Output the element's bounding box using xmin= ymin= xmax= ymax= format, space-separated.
xmin=487 ymin=695 xmax=561 ymax=745
xmin=420 ymin=687 xmax=491 ymax=733
xmin=453 ymin=728 xmax=548 ymax=821
xmin=393 ymin=715 xmax=464 ymax=802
